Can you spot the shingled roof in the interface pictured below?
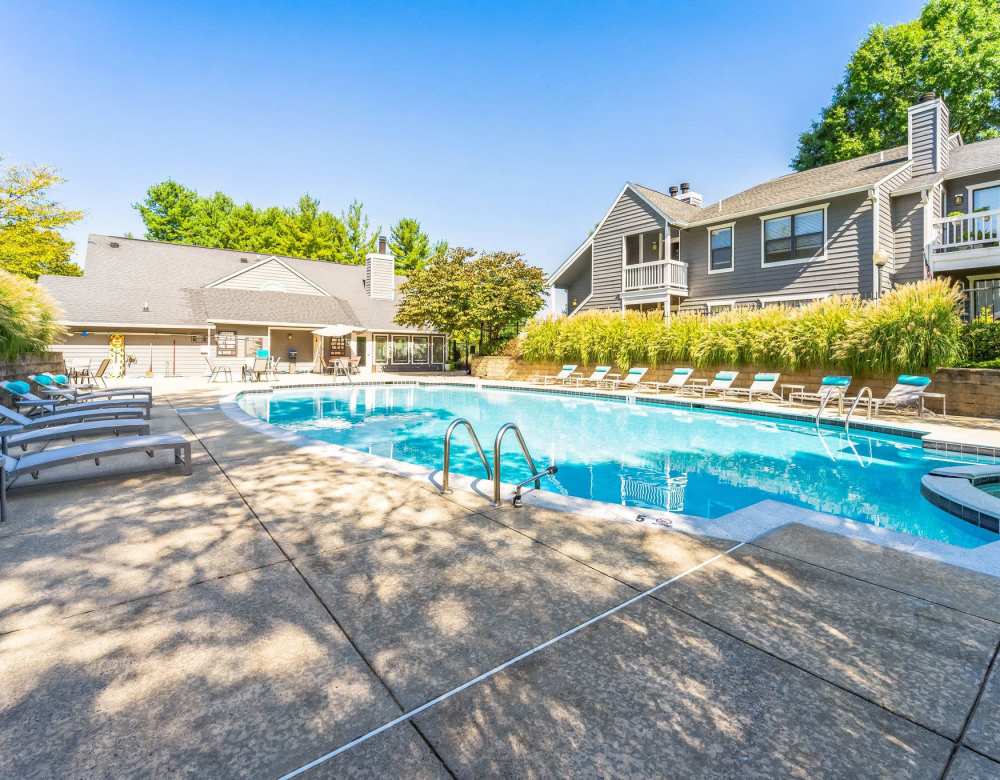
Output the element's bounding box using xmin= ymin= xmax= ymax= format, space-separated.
xmin=38 ymin=235 xmax=429 ymax=332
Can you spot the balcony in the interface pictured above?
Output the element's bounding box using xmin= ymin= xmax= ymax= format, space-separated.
xmin=930 ymin=209 xmax=1000 ymax=273
xmin=623 ymin=259 xmax=688 ymax=293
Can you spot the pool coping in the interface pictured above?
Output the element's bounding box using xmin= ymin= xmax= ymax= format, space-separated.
xmin=217 ymin=378 xmax=1000 ymax=576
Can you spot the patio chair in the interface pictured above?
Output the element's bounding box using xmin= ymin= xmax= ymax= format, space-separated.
xmin=1 ymin=381 xmax=152 ymax=419
xmin=203 ymin=356 xmax=233 ymax=383
xmin=1 ymin=433 xmax=192 ymax=522
xmin=574 ymin=366 xmax=612 ymax=386
xmin=865 ymin=375 xmax=935 ymax=417
xmin=681 ymin=371 xmax=739 ymax=398
xmin=787 ymin=376 xmax=852 ymax=411
xmin=1 ymin=417 xmax=151 ymax=455
xmin=604 ymin=367 xmax=648 ymax=390
xmin=245 ymin=358 xmax=270 ymax=382
xmin=531 ymin=365 xmax=578 ymax=385
xmin=349 ymin=356 xmax=362 ymax=374
xmin=724 ymin=372 xmax=782 ymax=402
xmin=637 ymin=368 xmax=694 ymax=394
xmin=86 ymin=358 xmax=113 ymax=388
xmin=0 ymin=403 xmax=147 ymax=430
xmin=31 ymin=373 xmax=152 ymax=402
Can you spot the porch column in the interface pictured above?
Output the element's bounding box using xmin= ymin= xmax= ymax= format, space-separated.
xmin=664 ymin=294 xmax=671 ymax=321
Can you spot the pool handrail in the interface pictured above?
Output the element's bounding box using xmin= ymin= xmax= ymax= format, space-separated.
xmin=493 ymin=422 xmax=557 ymax=507
xmin=441 ymin=417 xmax=492 ymax=494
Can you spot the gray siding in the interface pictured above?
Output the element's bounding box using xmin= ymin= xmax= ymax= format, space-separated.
xmin=910 ymin=103 xmax=941 ymax=177
xmin=582 ymin=188 xmax=664 ymax=311
xmin=679 ymin=193 xmax=873 ymax=306
xmin=877 ymin=167 xmax=912 ymax=295
xmin=214 ymin=259 xmax=324 ymax=295
xmin=891 ymin=192 xmax=925 ymax=284
xmin=944 ymin=171 xmax=1000 ymax=214
xmin=53 ymin=331 xmax=208 ymax=377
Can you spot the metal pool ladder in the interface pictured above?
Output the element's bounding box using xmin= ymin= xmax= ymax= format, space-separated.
xmin=439 ymin=419 xmax=557 ymax=507
xmin=493 ymin=422 xmax=558 ymax=508
xmin=441 ymin=418 xmax=491 ymax=494
xmin=843 ymin=387 xmax=873 ymax=434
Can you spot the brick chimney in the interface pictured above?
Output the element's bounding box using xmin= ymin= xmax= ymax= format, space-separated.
xmin=366 ymin=237 xmax=395 ymax=300
xmin=908 ymin=93 xmax=951 ymax=176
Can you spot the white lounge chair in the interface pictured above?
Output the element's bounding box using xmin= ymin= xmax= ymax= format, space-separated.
xmin=724 ymin=372 xmax=782 ymax=402
xmin=531 ymin=365 xmax=578 ymax=385
xmin=0 ymin=417 xmax=151 ymax=455
xmin=1 ymin=433 xmax=192 ymax=522
xmin=605 ymin=367 xmax=648 ymax=390
xmin=574 ymin=366 xmax=612 ymax=386
xmin=0 ymin=403 xmax=147 ymax=430
xmin=862 ymin=375 xmax=935 ymax=417
xmin=31 ymin=373 xmax=152 ymax=402
xmin=681 ymin=371 xmax=739 ymax=398
xmin=2 ymin=381 xmax=152 ymax=419
xmin=638 ymin=368 xmax=694 ymax=394
xmin=788 ymin=376 xmax=852 ymax=411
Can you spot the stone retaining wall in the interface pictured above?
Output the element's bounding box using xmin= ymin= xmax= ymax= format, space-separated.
xmin=0 ymin=352 xmax=66 ymax=382
xmin=471 ymin=357 xmax=999 ymax=419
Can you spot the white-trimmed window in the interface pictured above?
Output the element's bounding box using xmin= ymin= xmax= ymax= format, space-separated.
xmin=971 ymin=182 xmax=1000 ymax=213
xmin=412 ymin=336 xmax=429 ymax=363
xmin=391 ymin=335 xmax=410 ymax=363
xmin=431 ymin=336 xmax=446 ymax=364
xmin=762 ymin=207 xmax=826 ymax=265
xmin=374 ymin=334 xmax=389 ymax=364
xmin=708 ymin=224 xmax=734 ymax=273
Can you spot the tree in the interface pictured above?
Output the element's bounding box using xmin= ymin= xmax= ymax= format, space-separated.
xmin=388 ymin=217 xmax=432 ymax=273
xmin=340 ymin=199 xmax=379 ymax=265
xmin=792 ymin=0 xmax=1000 ymax=171
xmin=0 ymin=158 xmax=83 ymax=279
xmin=134 ymin=180 xmax=200 ymax=242
xmin=396 ymin=247 xmax=547 ymax=360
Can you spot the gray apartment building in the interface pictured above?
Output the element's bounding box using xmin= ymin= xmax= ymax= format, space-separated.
xmin=549 ymin=94 xmax=1000 ymax=320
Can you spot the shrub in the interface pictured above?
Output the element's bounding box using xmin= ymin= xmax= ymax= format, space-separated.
xmin=962 ymin=312 xmax=1000 ymax=364
xmin=0 ymin=270 xmax=65 ymax=361
xmin=520 ymin=279 xmax=964 ymax=374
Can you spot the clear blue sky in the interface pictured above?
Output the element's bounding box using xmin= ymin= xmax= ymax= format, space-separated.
xmin=2 ymin=0 xmax=924 ymax=274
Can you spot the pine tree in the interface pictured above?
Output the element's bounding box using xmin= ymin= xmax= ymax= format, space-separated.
xmin=388 ymin=217 xmax=432 ymax=273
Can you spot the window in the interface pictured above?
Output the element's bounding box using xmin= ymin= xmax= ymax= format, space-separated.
xmin=412 ymin=336 xmax=429 ymax=363
xmin=708 ymin=225 xmax=734 ymax=273
xmin=763 ymin=208 xmax=824 ymax=265
xmin=431 ymin=336 xmax=445 ymax=364
xmin=216 ymin=330 xmax=237 ymax=357
xmin=972 ymin=184 xmax=1000 ymax=213
xmin=392 ymin=335 xmax=410 ymax=363
xmin=374 ymin=334 xmax=389 ymax=364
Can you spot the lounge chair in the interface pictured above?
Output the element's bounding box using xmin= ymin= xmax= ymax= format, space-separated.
xmin=244 ymin=357 xmax=271 ymax=382
xmin=787 ymin=376 xmax=852 ymax=412
xmin=574 ymin=366 xmax=612 ymax=386
xmin=31 ymin=373 xmax=152 ymax=402
xmin=681 ymin=371 xmax=739 ymax=398
xmin=604 ymin=367 xmax=648 ymax=390
xmin=0 ymin=403 xmax=146 ymax=430
xmin=1 ymin=433 xmax=192 ymax=522
xmin=863 ymin=375 xmax=935 ymax=417
xmin=724 ymin=372 xmax=782 ymax=402
xmin=638 ymin=367 xmax=694 ymax=394
xmin=1 ymin=381 xmax=152 ymax=419
xmin=531 ymin=365 xmax=578 ymax=385
xmin=203 ymin=356 xmax=233 ymax=383
xmin=0 ymin=417 xmax=151 ymax=455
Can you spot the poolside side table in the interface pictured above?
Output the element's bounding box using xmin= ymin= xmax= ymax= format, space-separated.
xmin=921 ymin=392 xmax=947 ymax=419
xmin=780 ymin=383 xmax=805 ymax=404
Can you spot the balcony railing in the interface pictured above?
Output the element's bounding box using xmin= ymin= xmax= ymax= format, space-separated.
xmin=932 ymin=209 xmax=1000 ymax=253
xmin=623 ymin=259 xmax=688 ymax=292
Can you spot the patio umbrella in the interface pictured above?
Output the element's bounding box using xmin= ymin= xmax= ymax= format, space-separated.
xmin=312 ymin=324 xmax=362 ymax=337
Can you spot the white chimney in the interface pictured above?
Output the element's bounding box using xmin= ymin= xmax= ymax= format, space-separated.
xmin=676 ymin=181 xmax=703 ymax=207
xmin=366 ymin=237 xmax=395 ymax=300
xmin=908 ymin=93 xmax=951 ymax=176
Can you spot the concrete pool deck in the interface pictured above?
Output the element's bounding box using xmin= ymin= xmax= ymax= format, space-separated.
xmin=2 ymin=375 xmax=1000 ymax=776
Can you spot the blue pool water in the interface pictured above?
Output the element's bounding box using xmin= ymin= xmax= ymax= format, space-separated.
xmin=238 ymin=384 xmax=997 ymax=548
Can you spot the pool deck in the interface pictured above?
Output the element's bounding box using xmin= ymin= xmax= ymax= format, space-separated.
xmin=3 ymin=375 xmax=1000 ymax=776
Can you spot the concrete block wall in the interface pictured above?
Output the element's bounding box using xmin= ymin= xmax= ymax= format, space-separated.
xmin=0 ymin=352 xmax=67 ymax=382
xmin=472 ymin=357 xmax=999 ymax=419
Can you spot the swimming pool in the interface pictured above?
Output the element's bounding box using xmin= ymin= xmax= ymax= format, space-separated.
xmin=238 ymin=383 xmax=996 ymax=548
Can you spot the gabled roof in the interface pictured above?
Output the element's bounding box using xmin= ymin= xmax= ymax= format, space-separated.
xmin=204 ymin=256 xmax=329 ymax=295
xmin=38 ymin=234 xmax=431 ymax=333
xmin=628 ymin=183 xmax=704 ymax=223
xmin=689 ymin=146 xmax=911 ymax=225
